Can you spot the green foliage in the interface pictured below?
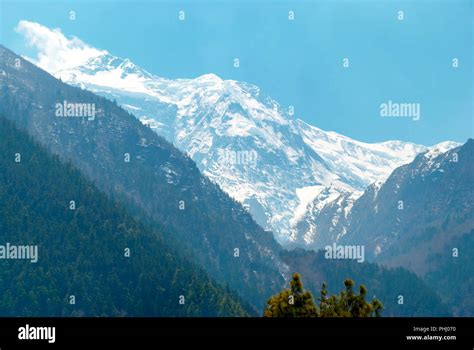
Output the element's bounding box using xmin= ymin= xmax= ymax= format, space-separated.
xmin=264 ymin=273 xmax=383 ymax=317
xmin=318 ymin=279 xmax=383 ymax=317
xmin=263 ymin=273 xmax=318 ymax=317
xmin=0 ymin=116 xmax=249 ymax=317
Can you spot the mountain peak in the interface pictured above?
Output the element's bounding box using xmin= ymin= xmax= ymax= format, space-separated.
xmin=194 ymin=73 xmax=223 ymax=83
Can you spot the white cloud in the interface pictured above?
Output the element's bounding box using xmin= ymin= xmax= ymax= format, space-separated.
xmin=15 ymin=20 xmax=107 ymax=73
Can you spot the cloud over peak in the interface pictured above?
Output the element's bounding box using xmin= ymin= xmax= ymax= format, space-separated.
xmin=15 ymin=20 xmax=107 ymax=73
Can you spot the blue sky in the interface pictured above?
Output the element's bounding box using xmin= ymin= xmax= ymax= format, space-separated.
xmin=1 ymin=0 xmax=472 ymax=145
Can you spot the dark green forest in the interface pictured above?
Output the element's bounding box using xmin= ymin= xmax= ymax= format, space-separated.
xmin=0 ymin=116 xmax=249 ymax=316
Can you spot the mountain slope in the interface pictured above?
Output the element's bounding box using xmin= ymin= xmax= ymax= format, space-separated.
xmin=291 ymin=141 xmax=468 ymax=250
xmin=425 ymin=229 xmax=474 ymax=316
xmin=19 ymin=30 xmax=454 ymax=244
xmin=331 ymin=140 xmax=474 ymax=315
xmin=0 ymin=45 xmax=286 ymax=312
xmin=0 ymin=116 xmax=249 ymax=316
xmin=341 ymin=140 xmax=473 ymax=273
xmin=292 ymin=138 xmax=473 ymax=272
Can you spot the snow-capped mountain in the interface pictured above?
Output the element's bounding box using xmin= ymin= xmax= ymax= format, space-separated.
xmin=46 ymin=51 xmax=458 ymax=245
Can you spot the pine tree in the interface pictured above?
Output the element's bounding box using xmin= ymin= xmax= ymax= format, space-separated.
xmin=264 ymin=274 xmax=383 ymax=317
xmin=263 ymin=273 xmax=318 ymax=317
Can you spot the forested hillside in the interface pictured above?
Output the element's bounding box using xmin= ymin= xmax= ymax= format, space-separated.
xmin=0 ymin=45 xmax=285 ymax=312
xmin=0 ymin=116 xmax=249 ymax=316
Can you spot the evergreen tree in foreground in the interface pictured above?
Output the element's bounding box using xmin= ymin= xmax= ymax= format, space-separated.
xmin=263 ymin=273 xmax=318 ymax=317
xmin=264 ymin=273 xmax=383 ymax=317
